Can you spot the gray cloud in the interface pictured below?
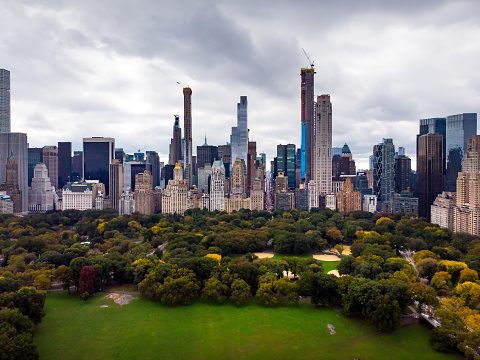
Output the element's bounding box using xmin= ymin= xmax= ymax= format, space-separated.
xmin=1 ymin=0 xmax=479 ymax=168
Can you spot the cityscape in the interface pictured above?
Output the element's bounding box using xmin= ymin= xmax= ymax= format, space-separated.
xmin=2 ymin=2 xmax=480 ymax=360
xmin=0 ymin=65 xmax=478 ymax=237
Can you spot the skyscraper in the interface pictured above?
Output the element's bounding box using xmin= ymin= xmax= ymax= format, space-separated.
xmin=313 ymin=95 xmax=332 ymax=195
xmin=0 ymin=69 xmax=11 ymax=133
xmin=43 ymin=146 xmax=58 ymax=190
xmin=168 ymin=115 xmax=182 ymax=165
xmin=275 ymin=144 xmax=296 ymax=190
xmin=0 ymin=133 xmax=28 ymax=212
xmin=146 ymin=150 xmax=160 ymax=188
xmin=197 ymin=137 xmax=218 ymax=169
xmin=109 ymin=159 xmax=123 ymax=211
xmin=301 ymin=67 xmax=314 ymax=183
xmin=134 ymin=170 xmax=154 ymax=214
xmin=58 ymin=142 xmax=72 ymax=189
xmin=183 ymin=87 xmax=193 ymax=189
xmin=418 ymin=134 xmax=443 ymax=222
xmin=0 ymin=154 xmax=22 ymax=214
xmin=82 ymin=137 xmax=115 ymax=196
xmin=373 ymin=138 xmax=395 ymax=211
xmin=445 ymin=113 xmax=477 ymax=191
xmin=28 ymin=163 xmax=55 ymax=213
xmin=394 ymin=155 xmax=411 ymax=194
xmin=230 ymin=96 xmax=248 ymax=170
xmin=418 ymin=117 xmax=446 ymax=175
xmin=210 ymin=160 xmax=225 ymax=211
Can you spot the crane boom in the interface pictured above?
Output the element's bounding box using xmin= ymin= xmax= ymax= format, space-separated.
xmin=302 ymin=48 xmax=314 ymax=68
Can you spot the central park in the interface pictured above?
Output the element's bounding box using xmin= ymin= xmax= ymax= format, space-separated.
xmin=2 ymin=208 xmax=479 ymax=359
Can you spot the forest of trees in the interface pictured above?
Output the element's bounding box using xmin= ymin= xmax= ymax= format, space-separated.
xmin=1 ymin=208 xmax=479 ymax=358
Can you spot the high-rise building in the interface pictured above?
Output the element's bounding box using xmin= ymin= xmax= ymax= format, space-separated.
xmin=332 ymin=143 xmax=355 ymax=180
xmin=275 ymin=144 xmax=296 ymax=190
xmin=313 ymin=95 xmax=332 ymax=195
xmin=462 ymin=135 xmax=480 ymax=173
xmin=109 ymin=159 xmax=123 ymax=211
xmin=336 ymin=178 xmax=361 ymax=215
xmin=183 ymin=87 xmax=193 ymax=188
xmin=28 ymin=163 xmax=55 ymax=213
xmin=301 ymin=67 xmax=315 ymax=183
xmin=28 ymin=148 xmax=43 ymax=187
xmin=418 ymin=134 xmax=443 ymax=222
xmin=0 ymin=133 xmax=28 ymax=212
xmin=394 ymin=155 xmax=411 ymax=193
xmin=197 ymin=137 xmax=218 ymax=169
xmin=431 ymin=192 xmax=456 ymax=231
xmin=58 ymin=142 xmax=72 ymax=189
xmin=168 ymin=115 xmax=182 ymax=165
xmin=123 ymin=161 xmax=149 ymax=191
xmin=197 ymin=163 xmax=212 ymax=193
xmin=250 ymin=177 xmax=264 ymax=211
xmin=373 ymin=138 xmax=395 ymax=211
xmin=0 ymin=69 xmax=11 ymax=132
xmin=119 ymin=189 xmax=135 ymax=215
xmin=61 ymin=182 xmax=93 ymax=211
xmin=246 ymin=141 xmax=256 ymax=197
xmin=83 ymin=137 xmax=115 ymax=196
xmin=0 ymin=154 xmax=22 ymax=214
xmin=162 ymin=163 xmax=188 ymax=214
xmin=210 ymin=160 xmax=225 ymax=211
xmin=115 ymin=148 xmax=125 ymax=164
xmin=134 ymin=170 xmax=154 ymax=214
xmin=146 ymin=151 xmax=160 ymax=188
xmin=418 ymin=117 xmax=446 ymax=175
xmin=71 ymin=151 xmax=82 ymax=181
xmin=231 ymin=96 xmax=248 ymax=171
xmin=43 ymin=146 xmax=58 ymax=190
xmin=231 ymin=157 xmax=246 ymax=197
xmin=445 ymin=113 xmax=477 ymax=191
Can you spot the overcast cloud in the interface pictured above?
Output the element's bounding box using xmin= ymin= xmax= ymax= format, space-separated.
xmin=1 ymin=0 xmax=479 ymax=169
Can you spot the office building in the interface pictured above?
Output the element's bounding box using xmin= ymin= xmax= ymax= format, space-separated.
xmin=71 ymin=151 xmax=82 ymax=181
xmin=0 ymin=154 xmax=22 ymax=214
xmin=43 ymin=146 xmax=58 ymax=190
xmin=313 ymin=95 xmax=332 ymax=196
xmin=0 ymin=133 xmax=28 ymax=212
xmin=394 ymin=155 xmax=411 ymax=194
xmin=197 ymin=163 xmax=212 ymax=193
xmin=134 ymin=170 xmax=154 ymax=214
xmin=162 ymin=163 xmax=188 ymax=214
xmin=210 ymin=160 xmax=225 ymax=211
xmin=250 ymin=177 xmax=264 ymax=211
xmin=373 ymin=138 xmax=395 ymax=211
xmin=119 ymin=189 xmax=135 ymax=215
xmin=445 ymin=113 xmax=477 ymax=191
xmin=417 ymin=134 xmax=443 ymax=222
xmin=115 ymin=148 xmax=125 ymax=164
xmin=301 ymin=67 xmax=315 ymax=182
xmin=231 ymin=157 xmax=246 ymax=197
xmin=123 ymin=161 xmax=149 ymax=191
xmin=58 ymin=142 xmax=72 ymax=189
xmin=246 ymin=141 xmax=256 ymax=196
xmin=0 ymin=69 xmax=10 ymax=132
xmin=28 ymin=163 xmax=55 ymax=212
xmin=197 ymin=137 xmax=218 ymax=169
xmin=83 ymin=137 xmax=115 ymax=195
xmin=109 ymin=159 xmax=123 ymax=211
xmin=332 ymin=143 xmax=355 ymax=180
xmin=336 ymin=178 xmax=361 ymax=215
xmin=363 ymin=195 xmax=377 ymax=213
xmin=169 ymin=115 xmax=182 ymax=165
xmin=146 ymin=151 xmax=160 ymax=188
xmin=275 ymin=144 xmax=296 ymax=190
xmin=230 ymin=96 xmax=248 ymax=170
xmin=295 ymin=184 xmax=309 ymax=210
xmin=183 ymin=87 xmax=193 ymax=188
xmin=28 ymin=148 xmax=43 ymax=186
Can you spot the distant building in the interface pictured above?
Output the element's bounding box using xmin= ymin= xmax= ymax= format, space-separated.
xmin=162 ymin=163 xmax=188 ymax=215
xmin=363 ymin=195 xmax=377 ymax=213
xmin=58 ymin=142 xmax=72 ymax=189
xmin=394 ymin=155 xmax=411 ymax=194
xmin=417 ymin=134 xmax=443 ymax=222
xmin=146 ymin=151 xmax=160 ymax=188
xmin=230 ymin=96 xmax=248 ymax=173
xmin=295 ymin=184 xmax=309 ymax=210
xmin=183 ymin=87 xmax=193 ymax=189
xmin=197 ymin=137 xmax=218 ymax=169
xmin=0 ymin=69 xmax=11 ymax=132
xmin=83 ymin=137 xmax=115 ymax=196
xmin=168 ymin=115 xmax=182 ymax=165
xmin=28 ymin=163 xmax=55 ymax=212
xmin=373 ymin=138 xmax=395 ymax=211
xmin=43 ymin=146 xmax=58 ymax=190
xmin=134 ymin=170 xmax=154 ymax=214
xmin=250 ymin=178 xmax=264 ymax=211
xmin=62 ymin=182 xmax=93 ymax=211
xmin=0 ymin=154 xmax=22 ymax=214
xmin=119 ymin=189 xmax=135 ymax=215
xmin=109 ymin=159 xmax=123 ymax=211
xmin=0 ymin=193 xmax=13 ymax=214
xmin=336 ymin=178 xmax=361 ymax=215
xmin=392 ymin=192 xmax=418 ymax=214
xmin=431 ymin=192 xmax=456 ymax=230
xmin=210 ymin=160 xmax=225 ymax=211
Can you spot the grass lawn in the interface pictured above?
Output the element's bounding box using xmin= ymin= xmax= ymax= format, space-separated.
xmin=34 ymin=292 xmax=461 ymax=360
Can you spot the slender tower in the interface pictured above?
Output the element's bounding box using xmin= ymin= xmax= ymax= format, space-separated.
xmin=0 ymin=69 xmax=11 ymax=132
xmin=183 ymin=87 xmax=192 ymax=188
xmin=314 ymin=95 xmax=332 ymax=195
xmin=301 ymin=67 xmax=315 ymax=183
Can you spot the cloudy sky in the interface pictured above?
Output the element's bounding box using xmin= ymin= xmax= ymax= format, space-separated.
xmin=1 ymin=0 xmax=479 ymax=169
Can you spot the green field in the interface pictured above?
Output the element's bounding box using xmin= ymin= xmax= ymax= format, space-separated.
xmin=34 ymin=292 xmax=461 ymax=360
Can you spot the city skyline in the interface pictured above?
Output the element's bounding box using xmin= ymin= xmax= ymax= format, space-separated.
xmin=1 ymin=1 xmax=480 ymax=168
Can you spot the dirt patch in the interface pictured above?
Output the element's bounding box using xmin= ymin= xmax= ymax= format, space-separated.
xmin=99 ymin=305 xmax=108 ymax=308
xmin=104 ymin=293 xmax=137 ymax=306
xmin=327 ymin=324 xmax=336 ymax=335
xmin=313 ymin=254 xmax=341 ymax=261
xmin=327 ymin=270 xmax=340 ymax=277
xmin=254 ymin=252 xmax=275 ymax=259
xmin=333 ymin=245 xmax=351 ymax=256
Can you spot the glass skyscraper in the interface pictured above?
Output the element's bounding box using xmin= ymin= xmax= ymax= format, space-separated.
xmin=445 ymin=113 xmax=477 ymax=191
xmin=0 ymin=69 xmax=10 ymax=132
xmin=230 ymin=96 xmax=248 ymax=170
xmin=83 ymin=137 xmax=115 ymax=195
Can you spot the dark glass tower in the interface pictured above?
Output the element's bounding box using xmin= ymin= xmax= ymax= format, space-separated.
xmin=418 ymin=134 xmax=443 ymax=222
xmin=83 ymin=137 xmax=114 ymax=195
xmin=0 ymin=69 xmax=10 ymax=132
xmin=58 ymin=142 xmax=72 ymax=189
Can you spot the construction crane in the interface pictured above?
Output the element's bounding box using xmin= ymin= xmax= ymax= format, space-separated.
xmin=131 ymin=146 xmax=147 ymax=153
xmin=302 ymin=48 xmax=314 ymax=68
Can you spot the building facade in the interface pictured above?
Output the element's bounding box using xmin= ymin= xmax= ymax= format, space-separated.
xmin=230 ymin=96 xmax=248 ymax=172
xmin=134 ymin=170 xmax=154 ymax=214
xmin=109 ymin=159 xmax=123 ymax=211
xmin=210 ymin=160 xmax=225 ymax=211
xmin=58 ymin=142 xmax=72 ymax=189
xmin=0 ymin=69 xmax=10 ymax=132
xmin=61 ymin=182 xmax=93 ymax=211
xmin=83 ymin=137 xmax=115 ymax=196
xmin=183 ymin=87 xmax=193 ymax=188
xmin=43 ymin=146 xmax=58 ymax=190
xmin=373 ymin=138 xmax=395 ymax=210
xmin=431 ymin=191 xmax=456 ymax=230
xmin=301 ymin=67 xmax=315 ymax=183
xmin=28 ymin=163 xmax=55 ymax=212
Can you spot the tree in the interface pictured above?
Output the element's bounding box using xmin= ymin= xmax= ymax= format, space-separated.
xmin=55 ymin=265 xmax=73 ymax=294
xmin=411 ymin=282 xmax=438 ymax=309
xmin=459 ymin=268 xmax=479 ymax=284
xmin=299 ymin=272 xmax=338 ymax=306
xmin=230 ymin=279 xmax=250 ymax=306
xmin=78 ymin=266 xmax=95 ymax=295
xmin=430 ymin=271 xmax=452 ymax=295
xmin=0 ymin=287 xmax=47 ymax=324
xmin=33 ymin=274 xmax=51 ymax=290
xmin=202 ymin=277 xmax=228 ymax=303
xmin=0 ymin=308 xmax=38 ymax=360
xmin=334 ymin=244 xmax=344 ymax=256
xmin=157 ymin=267 xmax=200 ymax=305
xmin=70 ymin=257 xmax=86 ymax=291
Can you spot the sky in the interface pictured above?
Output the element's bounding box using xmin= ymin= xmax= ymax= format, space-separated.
xmin=1 ymin=0 xmax=479 ymax=170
